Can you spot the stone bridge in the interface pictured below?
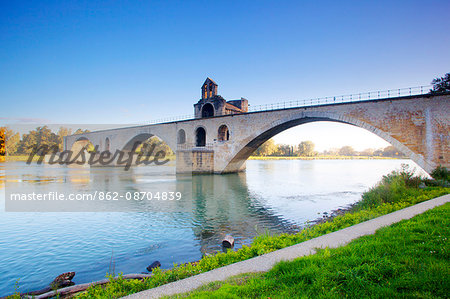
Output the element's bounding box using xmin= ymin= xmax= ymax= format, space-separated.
xmin=65 ymin=79 xmax=449 ymax=174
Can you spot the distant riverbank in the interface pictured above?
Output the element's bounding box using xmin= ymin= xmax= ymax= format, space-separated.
xmin=4 ymin=155 xmax=40 ymax=162
xmin=4 ymin=155 xmax=401 ymax=163
xmin=248 ymin=155 xmax=404 ymax=160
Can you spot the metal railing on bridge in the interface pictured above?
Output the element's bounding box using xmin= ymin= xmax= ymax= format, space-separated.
xmin=144 ymin=114 xmax=195 ymax=125
xmin=247 ymin=85 xmax=433 ymax=112
xmin=141 ymin=85 xmax=433 ymax=125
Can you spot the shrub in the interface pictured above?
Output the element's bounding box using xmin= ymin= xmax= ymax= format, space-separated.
xmin=431 ymin=165 xmax=449 ymax=182
xmin=354 ymin=165 xmax=423 ymax=210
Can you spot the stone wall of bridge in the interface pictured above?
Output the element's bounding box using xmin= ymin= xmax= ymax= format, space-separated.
xmin=212 ymin=93 xmax=449 ymax=174
xmin=64 ymin=93 xmax=449 ymax=174
xmin=64 ymin=124 xmax=178 ymax=155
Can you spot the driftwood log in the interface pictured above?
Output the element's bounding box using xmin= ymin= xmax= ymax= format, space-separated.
xmin=222 ymin=235 xmax=235 ymax=248
xmin=21 ymin=274 xmax=152 ymax=299
xmin=21 ymin=272 xmax=76 ymax=297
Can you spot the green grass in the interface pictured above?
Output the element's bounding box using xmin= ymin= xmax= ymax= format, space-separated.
xmin=172 ymin=203 xmax=450 ymax=298
xmin=68 ymin=166 xmax=449 ymax=298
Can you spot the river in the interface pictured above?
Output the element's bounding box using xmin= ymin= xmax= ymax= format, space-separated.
xmin=0 ymin=159 xmax=425 ymax=295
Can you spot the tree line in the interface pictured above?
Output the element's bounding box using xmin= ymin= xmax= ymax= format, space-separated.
xmin=0 ymin=126 xmax=173 ymax=156
xmin=0 ymin=126 xmax=90 ymax=155
xmin=252 ymin=139 xmax=406 ymax=158
xmin=0 ymin=127 xmax=5 ymax=162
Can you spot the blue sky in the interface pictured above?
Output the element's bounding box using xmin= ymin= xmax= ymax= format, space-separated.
xmin=1 ymin=1 xmax=449 ymax=150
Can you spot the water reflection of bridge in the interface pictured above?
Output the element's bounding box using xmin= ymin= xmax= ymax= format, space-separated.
xmin=84 ymin=166 xmax=299 ymax=253
xmin=189 ymin=173 xmax=299 ymax=253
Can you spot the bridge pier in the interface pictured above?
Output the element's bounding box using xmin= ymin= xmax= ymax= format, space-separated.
xmin=176 ymin=146 xmax=215 ymax=174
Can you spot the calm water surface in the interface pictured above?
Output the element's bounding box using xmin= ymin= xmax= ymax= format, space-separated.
xmin=0 ymin=159 xmax=425 ymax=295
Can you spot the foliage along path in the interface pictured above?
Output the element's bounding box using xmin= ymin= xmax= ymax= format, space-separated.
xmin=172 ymin=200 xmax=450 ymax=298
xmin=123 ymin=194 xmax=449 ymax=298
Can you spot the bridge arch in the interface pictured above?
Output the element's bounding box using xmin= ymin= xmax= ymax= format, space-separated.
xmin=121 ymin=133 xmax=174 ymax=154
xmin=223 ymin=111 xmax=424 ymax=173
xmin=69 ymin=136 xmax=96 ymax=153
xmin=61 ymin=136 xmax=97 ymax=164
xmin=122 ymin=133 xmax=153 ymax=152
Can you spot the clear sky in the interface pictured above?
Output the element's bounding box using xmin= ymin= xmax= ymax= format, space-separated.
xmin=1 ymin=1 xmax=449 ymax=150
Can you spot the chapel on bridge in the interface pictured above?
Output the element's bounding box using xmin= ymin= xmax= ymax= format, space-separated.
xmin=194 ymin=78 xmax=248 ymax=118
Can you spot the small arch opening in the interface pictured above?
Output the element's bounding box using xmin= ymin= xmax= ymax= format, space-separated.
xmin=177 ymin=129 xmax=186 ymax=144
xmin=105 ymin=137 xmax=110 ymax=151
xmin=195 ymin=127 xmax=206 ymax=147
xmin=201 ymin=103 xmax=214 ymax=118
xmin=218 ymin=125 xmax=230 ymax=141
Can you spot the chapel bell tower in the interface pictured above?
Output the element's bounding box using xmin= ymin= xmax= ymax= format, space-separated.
xmin=201 ymin=77 xmax=218 ymax=99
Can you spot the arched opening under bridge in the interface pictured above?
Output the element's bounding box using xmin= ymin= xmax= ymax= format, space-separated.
xmin=224 ymin=117 xmax=426 ymax=175
xmin=121 ymin=133 xmax=174 ymax=157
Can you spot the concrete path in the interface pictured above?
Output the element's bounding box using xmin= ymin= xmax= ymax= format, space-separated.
xmin=123 ymin=194 xmax=450 ymax=299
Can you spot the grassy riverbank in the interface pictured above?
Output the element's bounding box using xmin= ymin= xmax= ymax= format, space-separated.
xmin=174 ymin=202 xmax=450 ymax=298
xmin=4 ymin=155 xmax=41 ymax=162
xmin=62 ymin=166 xmax=449 ymax=298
